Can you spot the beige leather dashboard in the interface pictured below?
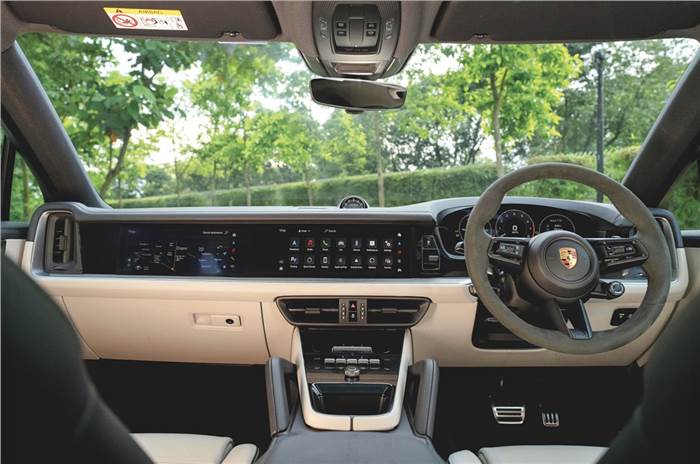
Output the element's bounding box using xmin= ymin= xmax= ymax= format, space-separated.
xmin=20 ymin=239 xmax=689 ymax=367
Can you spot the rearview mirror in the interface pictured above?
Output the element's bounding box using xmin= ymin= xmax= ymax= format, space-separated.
xmin=310 ymin=78 xmax=406 ymax=112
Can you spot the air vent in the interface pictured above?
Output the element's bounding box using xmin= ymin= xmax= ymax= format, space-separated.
xmin=277 ymin=297 xmax=430 ymax=326
xmin=278 ymin=298 xmax=340 ymax=324
xmin=366 ymin=298 xmax=429 ymax=325
xmin=44 ymin=213 xmax=81 ymax=273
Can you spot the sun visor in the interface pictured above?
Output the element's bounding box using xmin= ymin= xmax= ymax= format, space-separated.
xmin=432 ymin=1 xmax=700 ymax=43
xmin=7 ymin=1 xmax=280 ymax=40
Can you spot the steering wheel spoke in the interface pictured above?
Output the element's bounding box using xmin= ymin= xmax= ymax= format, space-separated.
xmin=587 ymin=237 xmax=649 ymax=272
xmin=487 ymin=237 xmax=529 ymax=273
xmin=542 ymin=299 xmax=593 ymax=340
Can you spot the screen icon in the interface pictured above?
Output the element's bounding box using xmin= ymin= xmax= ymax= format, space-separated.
xmin=320 ymin=255 xmax=331 ymax=266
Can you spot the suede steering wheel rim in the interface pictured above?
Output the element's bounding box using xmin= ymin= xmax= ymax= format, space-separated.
xmin=464 ymin=163 xmax=672 ymax=355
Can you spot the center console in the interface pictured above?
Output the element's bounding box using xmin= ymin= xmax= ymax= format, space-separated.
xmin=301 ymin=328 xmax=405 ymax=420
xmin=268 ymin=296 xmax=435 ymax=433
xmin=262 ymin=316 xmax=443 ymax=463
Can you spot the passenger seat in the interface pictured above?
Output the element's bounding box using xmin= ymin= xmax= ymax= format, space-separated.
xmin=1 ymin=257 xmax=257 ymax=464
xmin=133 ymin=434 xmax=258 ymax=464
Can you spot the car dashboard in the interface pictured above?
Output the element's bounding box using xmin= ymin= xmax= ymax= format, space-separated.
xmin=39 ymin=197 xmax=646 ymax=280
xmin=20 ymin=196 xmax=688 ymax=370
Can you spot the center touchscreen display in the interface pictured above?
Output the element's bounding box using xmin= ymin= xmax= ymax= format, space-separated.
xmin=116 ymin=224 xmax=413 ymax=277
xmin=269 ymin=224 xmax=409 ymax=277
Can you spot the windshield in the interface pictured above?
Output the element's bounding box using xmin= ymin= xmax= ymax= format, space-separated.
xmin=18 ymin=35 xmax=698 ymax=215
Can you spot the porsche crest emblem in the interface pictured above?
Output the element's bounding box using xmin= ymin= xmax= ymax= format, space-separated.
xmin=559 ymin=247 xmax=578 ymax=269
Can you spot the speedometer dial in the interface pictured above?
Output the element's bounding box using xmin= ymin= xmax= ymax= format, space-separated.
xmin=539 ymin=214 xmax=576 ymax=233
xmin=495 ymin=209 xmax=535 ymax=237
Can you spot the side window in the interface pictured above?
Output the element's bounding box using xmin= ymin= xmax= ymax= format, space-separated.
xmin=1 ymin=135 xmax=44 ymax=223
xmin=661 ymin=160 xmax=700 ymax=230
xmin=10 ymin=156 xmax=43 ymax=222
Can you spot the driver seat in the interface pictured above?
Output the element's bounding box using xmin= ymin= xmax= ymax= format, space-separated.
xmin=449 ymin=445 xmax=606 ymax=464
xmin=447 ymin=290 xmax=699 ymax=464
xmin=1 ymin=256 xmax=258 ymax=464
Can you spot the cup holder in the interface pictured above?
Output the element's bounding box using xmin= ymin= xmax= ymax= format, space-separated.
xmin=309 ymin=382 xmax=394 ymax=416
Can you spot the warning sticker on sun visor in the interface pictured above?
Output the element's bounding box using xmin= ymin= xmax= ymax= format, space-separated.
xmin=103 ymin=8 xmax=188 ymax=31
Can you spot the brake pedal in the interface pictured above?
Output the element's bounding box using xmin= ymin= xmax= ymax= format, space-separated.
xmin=492 ymin=405 xmax=525 ymax=425
xmin=542 ymin=411 xmax=560 ymax=428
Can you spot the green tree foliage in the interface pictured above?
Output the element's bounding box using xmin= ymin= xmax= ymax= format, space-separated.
xmin=18 ymin=34 xmax=197 ymax=197
xmin=320 ymin=111 xmax=368 ymax=177
xmin=661 ymin=161 xmax=700 ymax=230
xmin=273 ymin=111 xmax=322 ymax=205
xmin=14 ymin=36 xmax=699 ymax=229
xmin=9 ymin=157 xmax=43 ymax=222
xmin=446 ymin=44 xmax=581 ymax=175
xmin=553 ymin=40 xmax=695 ymax=154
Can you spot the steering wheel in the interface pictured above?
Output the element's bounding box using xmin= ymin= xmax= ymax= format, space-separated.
xmin=464 ymin=163 xmax=671 ymax=354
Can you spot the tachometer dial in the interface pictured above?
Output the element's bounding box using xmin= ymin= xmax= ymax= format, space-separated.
xmin=539 ymin=214 xmax=576 ymax=233
xmin=495 ymin=209 xmax=535 ymax=237
xmin=458 ymin=212 xmax=493 ymax=239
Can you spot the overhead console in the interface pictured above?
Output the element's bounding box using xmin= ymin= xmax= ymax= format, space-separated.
xmin=311 ymin=2 xmax=403 ymax=79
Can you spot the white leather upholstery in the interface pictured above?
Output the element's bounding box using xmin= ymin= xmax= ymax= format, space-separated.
xmin=448 ymin=449 xmax=482 ymax=464
xmin=222 ymin=444 xmax=259 ymax=464
xmin=132 ymin=433 xmax=258 ymax=464
xmin=477 ymin=445 xmax=607 ymax=464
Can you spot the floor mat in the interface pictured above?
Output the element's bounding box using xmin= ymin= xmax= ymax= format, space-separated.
xmin=433 ymin=366 xmax=643 ymax=459
xmin=86 ymin=360 xmax=271 ymax=452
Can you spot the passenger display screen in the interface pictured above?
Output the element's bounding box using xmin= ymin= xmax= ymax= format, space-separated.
xmin=119 ymin=225 xmax=241 ymax=276
xmin=115 ymin=224 xmax=414 ymax=277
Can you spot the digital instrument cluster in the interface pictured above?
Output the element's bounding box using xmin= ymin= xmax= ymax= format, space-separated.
xmin=440 ymin=205 xmax=597 ymax=256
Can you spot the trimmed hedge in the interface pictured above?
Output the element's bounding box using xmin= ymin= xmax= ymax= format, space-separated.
xmin=512 ymin=146 xmax=639 ymax=201
xmin=116 ymin=146 xmax=698 ymax=229
xmin=118 ymin=163 xmax=499 ymax=208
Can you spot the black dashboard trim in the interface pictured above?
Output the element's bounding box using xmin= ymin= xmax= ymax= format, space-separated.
xmin=28 ymin=202 xmax=436 ymax=238
xmin=28 ymin=201 xmax=683 ymax=279
xmin=681 ymin=230 xmax=700 ymax=248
